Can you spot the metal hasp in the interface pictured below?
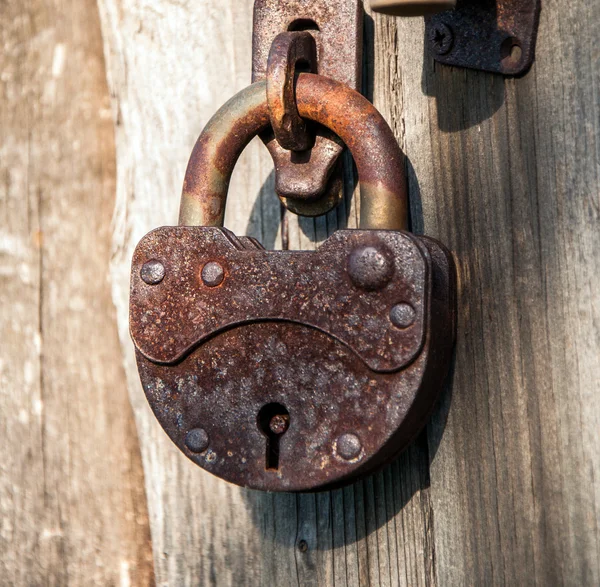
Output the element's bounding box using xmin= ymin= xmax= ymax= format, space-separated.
xmin=252 ymin=0 xmax=363 ymax=216
xmin=425 ymin=0 xmax=541 ymax=76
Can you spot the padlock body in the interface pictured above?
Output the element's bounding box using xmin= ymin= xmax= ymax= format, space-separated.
xmin=130 ymin=227 xmax=455 ymax=491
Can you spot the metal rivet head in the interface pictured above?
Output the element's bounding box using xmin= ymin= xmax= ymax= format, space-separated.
xmin=390 ymin=303 xmax=416 ymax=328
xmin=201 ymin=261 xmax=225 ymax=287
xmin=141 ymin=260 xmax=165 ymax=285
xmin=347 ymin=245 xmax=394 ymax=291
xmin=336 ymin=433 xmax=362 ymax=461
xmin=185 ymin=428 xmax=209 ymax=453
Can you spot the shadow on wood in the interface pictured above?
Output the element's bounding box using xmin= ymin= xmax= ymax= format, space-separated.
xmin=237 ymin=49 xmax=459 ymax=572
xmin=421 ymin=38 xmax=505 ymax=132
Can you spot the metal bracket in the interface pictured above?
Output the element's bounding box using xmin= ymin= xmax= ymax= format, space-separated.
xmin=425 ymin=0 xmax=541 ymax=76
xmin=252 ymin=0 xmax=363 ymax=216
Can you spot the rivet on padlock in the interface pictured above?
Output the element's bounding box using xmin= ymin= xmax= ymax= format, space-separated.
xmin=130 ymin=67 xmax=456 ymax=492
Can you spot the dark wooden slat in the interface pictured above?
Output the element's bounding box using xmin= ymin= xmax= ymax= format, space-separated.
xmin=387 ymin=0 xmax=600 ymax=582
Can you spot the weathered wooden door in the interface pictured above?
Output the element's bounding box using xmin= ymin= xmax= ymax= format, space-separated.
xmin=2 ymin=0 xmax=599 ymax=584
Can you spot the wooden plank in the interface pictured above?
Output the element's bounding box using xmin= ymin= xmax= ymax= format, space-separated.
xmin=381 ymin=0 xmax=600 ymax=583
xmin=99 ymin=0 xmax=600 ymax=584
xmin=0 ymin=0 xmax=154 ymax=584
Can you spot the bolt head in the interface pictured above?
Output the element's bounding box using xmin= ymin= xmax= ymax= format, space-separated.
xmin=336 ymin=433 xmax=362 ymax=461
xmin=185 ymin=428 xmax=209 ymax=453
xmin=201 ymin=261 xmax=225 ymax=287
xmin=390 ymin=303 xmax=416 ymax=328
xmin=428 ymin=22 xmax=454 ymax=56
xmin=347 ymin=245 xmax=394 ymax=291
xmin=141 ymin=260 xmax=165 ymax=285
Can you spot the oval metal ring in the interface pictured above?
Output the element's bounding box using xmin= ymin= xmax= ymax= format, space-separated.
xmin=180 ymin=73 xmax=408 ymax=231
xmin=267 ymin=31 xmax=317 ymax=152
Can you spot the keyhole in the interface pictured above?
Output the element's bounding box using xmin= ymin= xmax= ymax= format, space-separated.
xmin=258 ymin=403 xmax=290 ymax=471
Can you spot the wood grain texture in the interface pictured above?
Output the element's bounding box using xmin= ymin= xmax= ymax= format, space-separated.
xmin=0 ymin=0 xmax=154 ymax=584
xmin=99 ymin=0 xmax=600 ymax=584
xmin=378 ymin=0 xmax=600 ymax=583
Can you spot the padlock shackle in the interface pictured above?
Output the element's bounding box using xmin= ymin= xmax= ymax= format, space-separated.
xmin=180 ymin=73 xmax=408 ymax=230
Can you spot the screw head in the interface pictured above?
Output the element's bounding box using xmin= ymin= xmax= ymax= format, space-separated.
xmin=390 ymin=303 xmax=416 ymax=328
xmin=429 ymin=22 xmax=454 ymax=56
xmin=141 ymin=260 xmax=165 ymax=285
xmin=201 ymin=261 xmax=225 ymax=287
xmin=185 ymin=428 xmax=209 ymax=453
xmin=347 ymin=245 xmax=394 ymax=291
xmin=336 ymin=433 xmax=362 ymax=461
xmin=269 ymin=414 xmax=290 ymax=435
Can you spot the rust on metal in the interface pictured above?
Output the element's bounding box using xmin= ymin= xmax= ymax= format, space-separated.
xmin=426 ymin=0 xmax=541 ymax=76
xmin=267 ymin=31 xmax=317 ymax=152
xmin=131 ymin=228 xmax=456 ymax=491
xmin=131 ymin=228 xmax=428 ymax=371
xmin=269 ymin=414 xmax=290 ymax=436
xmin=130 ymin=35 xmax=458 ymax=490
xmin=180 ymin=74 xmax=408 ymax=231
xmin=253 ymin=0 xmax=363 ymax=215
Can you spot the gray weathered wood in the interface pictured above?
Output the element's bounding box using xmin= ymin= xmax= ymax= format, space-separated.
xmin=0 ymin=0 xmax=154 ymax=584
xmin=382 ymin=1 xmax=600 ymax=583
xmin=99 ymin=0 xmax=600 ymax=584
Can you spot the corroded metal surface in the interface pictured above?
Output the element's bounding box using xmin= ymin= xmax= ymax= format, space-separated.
xmin=426 ymin=0 xmax=541 ymax=75
xmin=180 ymin=74 xmax=408 ymax=231
xmin=132 ymin=46 xmax=458 ymax=491
xmin=253 ymin=0 xmax=363 ymax=215
xmin=267 ymin=31 xmax=317 ymax=152
xmin=131 ymin=228 xmax=456 ymax=491
xmin=131 ymin=228 xmax=429 ymax=372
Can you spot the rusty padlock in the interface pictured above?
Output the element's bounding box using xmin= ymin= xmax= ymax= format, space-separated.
xmin=130 ymin=73 xmax=456 ymax=492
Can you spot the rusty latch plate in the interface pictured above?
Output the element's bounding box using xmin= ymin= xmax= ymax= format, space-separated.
xmin=426 ymin=0 xmax=541 ymax=76
xmin=252 ymin=0 xmax=363 ymax=216
xmin=130 ymin=227 xmax=430 ymax=372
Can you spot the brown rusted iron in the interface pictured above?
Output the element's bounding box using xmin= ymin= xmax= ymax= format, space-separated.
xmin=132 ymin=230 xmax=429 ymax=372
xmin=267 ymin=31 xmax=317 ymax=152
xmin=131 ymin=228 xmax=456 ymax=491
xmin=253 ymin=0 xmax=363 ymax=216
xmin=180 ymin=74 xmax=408 ymax=231
xmin=131 ymin=58 xmax=457 ymax=492
xmin=426 ymin=0 xmax=541 ymax=76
